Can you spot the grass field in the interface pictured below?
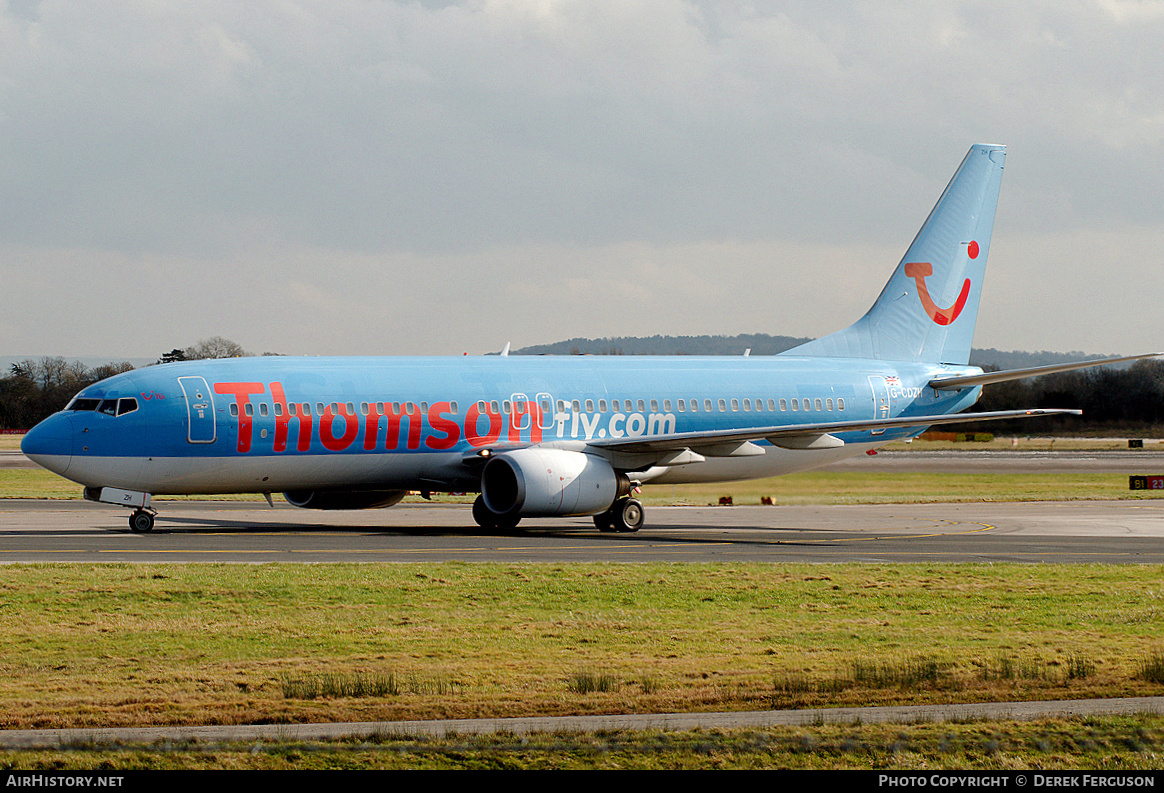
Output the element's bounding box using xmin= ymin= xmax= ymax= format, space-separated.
xmin=5 ymin=433 xmax=1164 ymax=768
xmin=2 ymin=562 xmax=1164 ymax=768
xmin=2 ymin=563 xmax=1163 ymax=731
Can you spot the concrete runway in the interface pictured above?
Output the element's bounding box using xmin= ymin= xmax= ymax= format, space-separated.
xmin=3 ymin=497 xmax=1164 ymax=563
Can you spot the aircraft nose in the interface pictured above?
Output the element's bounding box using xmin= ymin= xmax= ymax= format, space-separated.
xmin=21 ymin=413 xmax=74 ymax=476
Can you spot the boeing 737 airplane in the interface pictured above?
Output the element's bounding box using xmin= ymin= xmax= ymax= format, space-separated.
xmin=21 ymin=144 xmax=1156 ymax=533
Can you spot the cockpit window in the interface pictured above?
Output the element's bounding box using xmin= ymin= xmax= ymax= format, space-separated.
xmin=67 ymin=398 xmax=102 ymax=411
xmin=67 ymin=397 xmax=138 ymax=416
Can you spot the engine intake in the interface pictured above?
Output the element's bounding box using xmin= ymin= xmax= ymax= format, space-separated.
xmin=481 ymin=448 xmax=629 ymax=517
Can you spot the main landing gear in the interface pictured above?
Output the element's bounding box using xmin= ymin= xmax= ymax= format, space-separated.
xmin=593 ymin=497 xmax=644 ymax=533
xmin=471 ymin=494 xmax=644 ymax=533
xmin=472 ymin=495 xmax=521 ymax=531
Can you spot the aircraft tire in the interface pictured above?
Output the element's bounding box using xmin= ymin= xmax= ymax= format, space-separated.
xmin=472 ymin=495 xmax=521 ymax=531
xmin=129 ymin=510 xmax=154 ymax=534
xmin=472 ymin=495 xmax=496 ymax=529
xmin=593 ymin=511 xmax=614 ymax=532
xmin=611 ymin=498 xmax=644 ymax=533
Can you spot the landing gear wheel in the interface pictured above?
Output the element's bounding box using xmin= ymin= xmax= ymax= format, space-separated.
xmin=593 ymin=511 xmax=614 ymax=532
xmin=472 ymin=495 xmax=495 ymax=529
xmin=129 ymin=510 xmax=155 ymax=534
xmin=472 ymin=495 xmax=521 ymax=531
xmin=608 ymin=497 xmax=644 ymax=533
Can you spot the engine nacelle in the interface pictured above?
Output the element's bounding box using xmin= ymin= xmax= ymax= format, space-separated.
xmin=283 ymin=489 xmax=407 ymax=510
xmin=481 ymin=448 xmax=629 ymax=517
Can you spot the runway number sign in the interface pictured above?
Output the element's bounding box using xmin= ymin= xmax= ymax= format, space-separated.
xmin=1128 ymin=475 xmax=1164 ymax=490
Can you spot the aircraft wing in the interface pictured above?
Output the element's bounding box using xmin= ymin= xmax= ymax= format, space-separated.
xmin=584 ymin=408 xmax=1079 ymax=456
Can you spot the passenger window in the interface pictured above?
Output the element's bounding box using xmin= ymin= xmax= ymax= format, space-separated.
xmin=585 ymin=399 xmax=594 ymax=412
xmin=815 ymin=398 xmax=823 ymax=411
xmin=826 ymin=398 xmax=834 ymax=411
xmin=677 ymin=399 xmax=685 ymax=412
xmin=743 ymin=399 xmax=751 ymax=411
xmin=791 ymin=399 xmax=798 ymax=411
xmin=598 ymin=399 xmax=607 ymax=412
xmin=704 ymin=399 xmax=712 ymax=412
xmin=838 ymin=398 xmax=846 ymax=411
xmin=230 ymin=403 xmax=239 ymax=417
xmin=450 ymin=401 xmax=458 ymax=414
xmin=637 ymin=400 xmax=645 ymax=412
xmin=768 ymin=399 xmax=776 ymax=411
xmin=731 ymin=399 xmax=739 ymax=412
xmin=780 ymin=399 xmax=787 ymax=411
xmin=259 ymin=403 xmax=269 ymax=417
xmin=651 ymin=399 xmax=658 ymax=412
xmin=718 ymin=399 xmax=726 ymax=412
xmin=664 ymin=399 xmax=672 ymax=412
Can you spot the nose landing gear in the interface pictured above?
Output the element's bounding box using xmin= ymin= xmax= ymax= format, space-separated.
xmin=129 ymin=509 xmax=156 ymax=533
xmin=83 ymin=487 xmax=157 ymax=533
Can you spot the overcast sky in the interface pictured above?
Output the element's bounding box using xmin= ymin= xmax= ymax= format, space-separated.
xmin=2 ymin=1 xmax=1162 ymax=359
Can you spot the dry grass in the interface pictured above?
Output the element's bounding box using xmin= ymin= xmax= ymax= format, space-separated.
xmin=1 ymin=563 xmax=1163 ymax=731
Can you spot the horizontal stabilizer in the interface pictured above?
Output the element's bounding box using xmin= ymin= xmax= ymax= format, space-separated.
xmin=930 ymin=353 xmax=1162 ymax=390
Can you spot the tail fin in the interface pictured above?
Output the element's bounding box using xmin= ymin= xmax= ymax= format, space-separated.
xmin=785 ymin=143 xmax=1006 ymax=364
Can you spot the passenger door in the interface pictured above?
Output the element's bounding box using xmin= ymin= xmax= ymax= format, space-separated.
xmin=178 ymin=376 xmax=217 ymax=444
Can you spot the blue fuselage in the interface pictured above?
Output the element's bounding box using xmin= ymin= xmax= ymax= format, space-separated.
xmin=21 ymin=354 xmax=981 ymax=495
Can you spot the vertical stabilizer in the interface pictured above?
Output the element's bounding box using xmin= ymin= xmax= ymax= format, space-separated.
xmin=785 ymin=144 xmax=1006 ymax=364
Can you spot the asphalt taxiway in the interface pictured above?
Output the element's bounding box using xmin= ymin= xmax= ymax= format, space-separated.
xmin=5 ymin=445 xmax=1164 ymax=563
xmin=2 ymin=498 xmax=1164 ymax=563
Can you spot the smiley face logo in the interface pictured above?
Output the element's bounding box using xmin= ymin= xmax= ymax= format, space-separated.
xmin=903 ymin=241 xmax=978 ymax=326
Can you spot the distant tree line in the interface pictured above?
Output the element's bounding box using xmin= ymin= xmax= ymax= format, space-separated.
xmin=0 ymin=337 xmax=254 ymax=430
xmin=952 ymin=359 xmax=1164 ymax=436
xmin=0 ymin=358 xmax=136 ymax=430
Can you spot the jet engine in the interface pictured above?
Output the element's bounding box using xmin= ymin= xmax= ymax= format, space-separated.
xmin=283 ymin=489 xmax=407 ymax=510
xmin=480 ymin=448 xmax=629 ymax=517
